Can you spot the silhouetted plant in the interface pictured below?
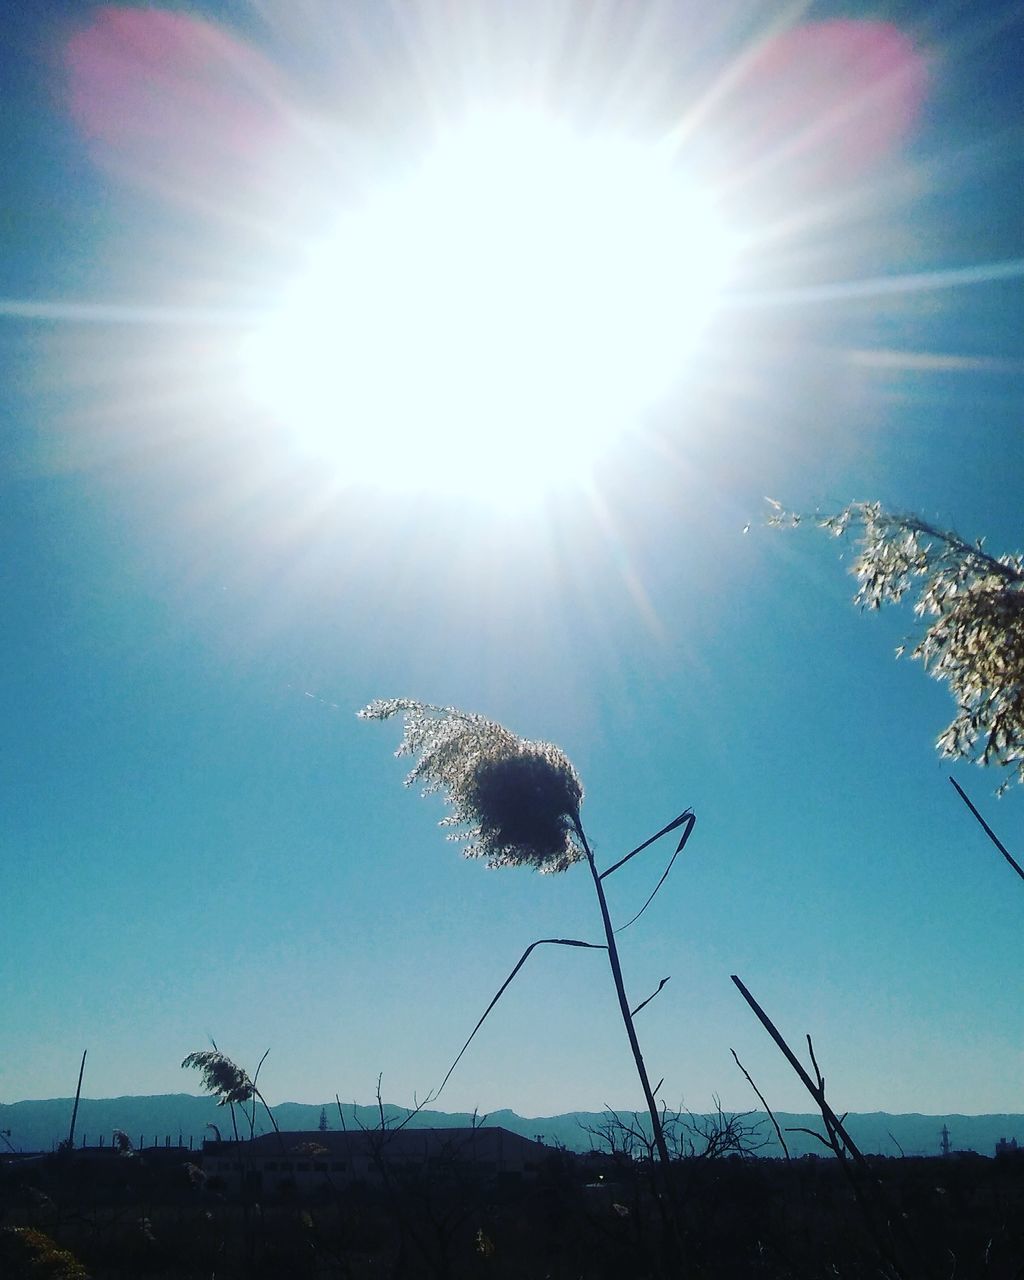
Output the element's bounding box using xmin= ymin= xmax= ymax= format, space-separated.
xmin=111 ymin=1129 xmax=134 ymax=1158
xmin=731 ymin=974 xmax=914 ymax=1280
xmin=360 ymin=698 xmax=584 ymax=871
xmin=60 ymin=1051 xmax=87 ymax=1157
xmin=182 ymin=1050 xmax=254 ymax=1107
xmin=361 ymin=698 xmax=696 ymax=1262
xmin=583 ymin=1099 xmax=766 ymax=1164
xmin=182 ymin=1047 xmax=280 ymax=1141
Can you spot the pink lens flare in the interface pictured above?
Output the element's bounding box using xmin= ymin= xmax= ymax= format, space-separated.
xmin=713 ymin=20 xmax=928 ymax=191
xmin=62 ymin=6 xmax=296 ymax=200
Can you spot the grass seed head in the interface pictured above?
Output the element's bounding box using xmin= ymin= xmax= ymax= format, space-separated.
xmin=181 ymin=1050 xmax=254 ymax=1106
xmin=359 ymin=699 xmax=584 ymax=872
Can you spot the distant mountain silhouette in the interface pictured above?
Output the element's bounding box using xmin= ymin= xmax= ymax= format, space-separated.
xmin=2 ymin=1094 xmax=1022 ymax=1159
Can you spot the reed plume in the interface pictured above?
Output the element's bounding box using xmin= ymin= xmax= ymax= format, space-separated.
xmin=358 ymin=698 xmax=584 ymax=872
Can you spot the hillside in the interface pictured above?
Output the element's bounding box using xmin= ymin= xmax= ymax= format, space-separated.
xmin=3 ymin=1095 xmax=1021 ymax=1159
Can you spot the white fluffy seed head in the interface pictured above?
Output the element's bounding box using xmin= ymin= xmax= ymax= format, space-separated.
xmin=359 ymin=699 xmax=584 ymax=872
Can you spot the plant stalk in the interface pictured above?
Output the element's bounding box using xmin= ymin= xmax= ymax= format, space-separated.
xmin=574 ymin=818 xmax=673 ymax=1177
xmin=949 ymin=775 xmax=1024 ymax=883
xmin=67 ymin=1050 xmax=87 ymax=1151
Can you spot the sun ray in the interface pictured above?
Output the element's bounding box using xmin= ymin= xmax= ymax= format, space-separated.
xmin=47 ymin=4 xmax=947 ymax=520
xmin=845 ymin=349 xmax=1024 ymax=374
xmin=726 ymin=256 xmax=1024 ymax=310
xmin=0 ymin=298 xmax=261 ymax=326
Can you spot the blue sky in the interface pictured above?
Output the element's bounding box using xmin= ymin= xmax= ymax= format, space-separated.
xmin=2 ymin=0 xmax=1023 ymax=1121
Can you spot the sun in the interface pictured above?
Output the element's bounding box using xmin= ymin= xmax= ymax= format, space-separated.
xmin=241 ymin=108 xmax=736 ymax=502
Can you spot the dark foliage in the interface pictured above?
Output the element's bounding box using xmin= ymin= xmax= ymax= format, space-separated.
xmin=7 ymin=1145 xmax=1024 ymax=1279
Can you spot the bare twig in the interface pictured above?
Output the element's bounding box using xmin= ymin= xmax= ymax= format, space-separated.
xmin=580 ymin=1108 xmax=646 ymax=1159
xmin=630 ymin=978 xmax=670 ymax=1019
xmin=787 ymin=1125 xmax=836 ymax=1151
xmin=806 ymin=1035 xmax=824 ymax=1092
xmin=590 ymin=1100 xmax=766 ymax=1163
xmin=362 ymin=1075 xmax=438 ymax=1138
xmin=601 ymin=809 xmax=694 ymax=881
xmin=433 ymin=937 xmax=606 ymax=1101
xmin=730 ymin=976 xmax=869 ymax=1170
xmin=615 ymin=812 xmax=697 ymax=932
xmin=683 ymin=1099 xmax=768 ymax=1161
xmin=249 ymin=1048 xmax=282 ymax=1143
xmin=949 ymin=775 xmax=1024 ymax=883
xmin=730 ymin=1048 xmax=789 ymax=1160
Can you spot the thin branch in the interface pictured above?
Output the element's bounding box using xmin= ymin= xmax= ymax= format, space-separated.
xmin=614 ymin=812 xmax=697 ymax=933
xmin=806 ymin=1035 xmax=825 ymax=1095
xmin=891 ymin=514 xmax=1020 ymax=582
xmin=335 ymin=1094 xmax=347 ymax=1133
xmin=730 ymin=975 xmax=869 ymax=1171
xmin=250 ymin=1049 xmax=270 ymax=1084
xmin=432 ymin=937 xmax=607 ymax=1101
xmin=603 ymin=1104 xmax=649 ymax=1148
xmin=816 ymin=504 xmax=1020 ymax=584
xmin=600 ymin=809 xmax=694 ymax=880
xmin=787 ymin=1125 xmax=836 ymax=1151
xmin=805 ymin=1034 xmax=847 ymax=1156
xmin=630 ymin=977 xmax=670 ymax=1019
xmin=252 ymin=1088 xmax=280 ymax=1135
xmin=730 ymin=1048 xmax=789 ymax=1160
xmin=249 ymin=1048 xmax=282 ymax=1144
xmin=389 ymin=1091 xmax=440 ymax=1137
xmin=949 ymin=775 xmax=1024 ymax=883
xmin=227 ymin=1100 xmax=241 ymax=1148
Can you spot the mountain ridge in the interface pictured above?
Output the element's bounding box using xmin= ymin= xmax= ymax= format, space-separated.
xmin=3 ymin=1095 xmax=1023 ymax=1159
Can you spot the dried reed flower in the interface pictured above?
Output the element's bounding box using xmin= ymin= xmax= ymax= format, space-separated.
xmin=181 ymin=1050 xmax=254 ymax=1106
xmin=810 ymin=502 xmax=1024 ymax=792
xmin=359 ymin=699 xmax=584 ymax=872
xmin=112 ymin=1129 xmax=134 ymax=1157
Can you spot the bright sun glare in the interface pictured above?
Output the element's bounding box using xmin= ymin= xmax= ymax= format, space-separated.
xmin=243 ymin=109 xmax=735 ymax=501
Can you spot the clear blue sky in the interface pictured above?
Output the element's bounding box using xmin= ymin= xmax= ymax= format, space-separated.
xmin=2 ymin=0 xmax=1023 ymax=1120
